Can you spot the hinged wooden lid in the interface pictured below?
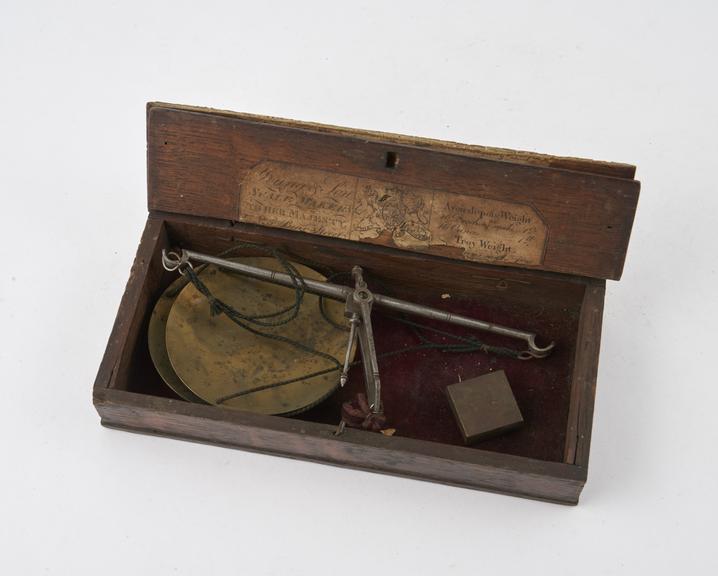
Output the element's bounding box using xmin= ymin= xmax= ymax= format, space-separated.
xmin=147 ymin=103 xmax=639 ymax=280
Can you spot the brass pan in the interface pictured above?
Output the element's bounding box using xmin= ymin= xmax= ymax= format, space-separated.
xmin=148 ymin=275 xmax=208 ymax=404
xmin=164 ymin=257 xmax=351 ymax=415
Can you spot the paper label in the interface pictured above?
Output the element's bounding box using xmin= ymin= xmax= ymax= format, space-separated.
xmin=239 ymin=161 xmax=547 ymax=265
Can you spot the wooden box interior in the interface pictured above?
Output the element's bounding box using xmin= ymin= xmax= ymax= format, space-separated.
xmin=109 ymin=213 xmax=597 ymax=466
xmin=95 ymin=103 xmax=638 ymax=503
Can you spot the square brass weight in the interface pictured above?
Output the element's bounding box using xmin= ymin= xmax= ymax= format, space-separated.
xmin=446 ymin=370 xmax=524 ymax=444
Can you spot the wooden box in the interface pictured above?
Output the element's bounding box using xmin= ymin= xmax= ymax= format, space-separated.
xmin=93 ymin=103 xmax=639 ymax=504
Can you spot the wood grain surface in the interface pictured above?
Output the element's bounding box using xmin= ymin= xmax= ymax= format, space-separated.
xmin=147 ymin=103 xmax=639 ymax=279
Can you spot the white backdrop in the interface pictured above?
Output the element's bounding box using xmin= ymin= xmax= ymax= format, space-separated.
xmin=2 ymin=1 xmax=716 ymax=574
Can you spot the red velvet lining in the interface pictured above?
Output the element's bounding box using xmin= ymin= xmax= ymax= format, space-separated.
xmin=298 ymin=294 xmax=579 ymax=463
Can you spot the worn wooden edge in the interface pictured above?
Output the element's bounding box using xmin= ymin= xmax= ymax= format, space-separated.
xmin=93 ymin=217 xmax=165 ymax=393
xmin=610 ymin=190 xmax=640 ymax=280
xmin=147 ymin=102 xmax=637 ymax=180
xmin=94 ymin=387 xmax=586 ymax=505
xmin=563 ymin=280 xmax=606 ymax=465
xmin=103 ymin=420 xmax=579 ymax=506
xmin=573 ymin=281 xmax=606 ymax=468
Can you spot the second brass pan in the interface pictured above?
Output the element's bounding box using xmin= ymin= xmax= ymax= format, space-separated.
xmin=165 ymin=257 xmax=351 ymax=415
xmin=148 ymin=274 xmax=207 ymax=403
